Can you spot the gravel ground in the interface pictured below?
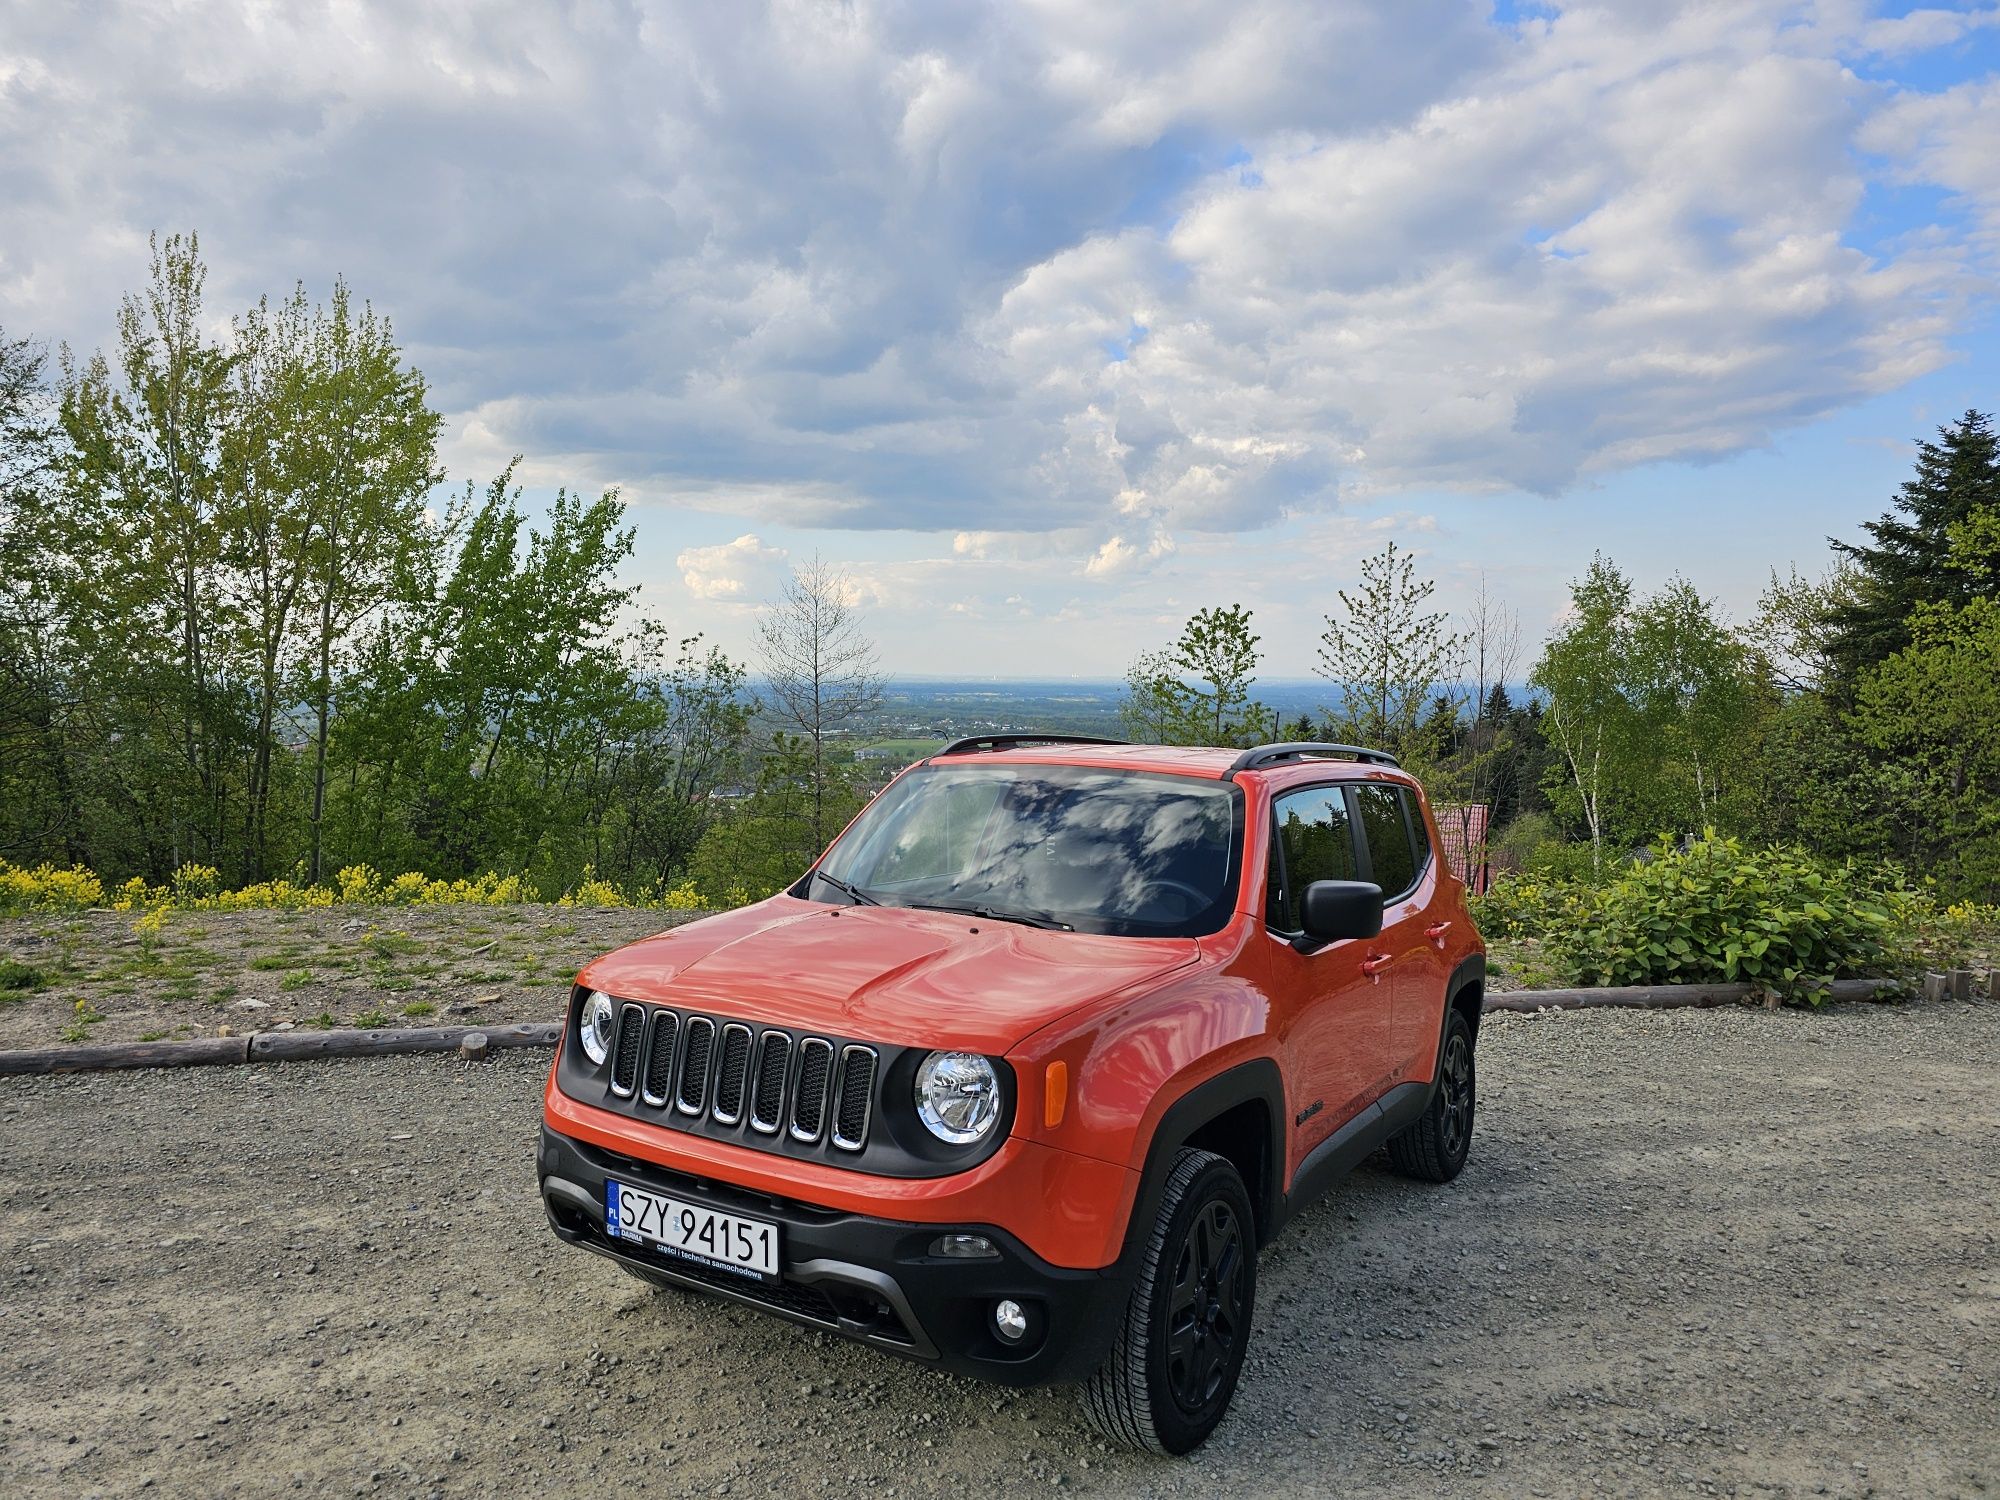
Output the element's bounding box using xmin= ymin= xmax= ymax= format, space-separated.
xmin=2 ymin=1000 xmax=1994 ymax=1499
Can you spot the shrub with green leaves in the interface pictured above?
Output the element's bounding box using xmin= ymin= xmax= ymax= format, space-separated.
xmin=1558 ymin=834 xmax=1902 ymax=997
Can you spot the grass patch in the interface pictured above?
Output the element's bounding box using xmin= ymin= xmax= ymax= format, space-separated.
xmin=366 ymin=930 xmax=423 ymax=960
xmin=352 ymin=1008 xmax=393 ymax=1029
xmin=0 ymin=959 xmax=50 ymax=992
xmin=402 ymin=1000 xmax=435 ymax=1018
xmin=304 ymin=1011 xmax=335 ymax=1030
xmin=279 ymin=969 xmax=314 ymax=991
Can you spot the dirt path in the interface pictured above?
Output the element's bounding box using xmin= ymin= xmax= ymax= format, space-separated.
xmin=0 ymin=905 xmax=701 ymax=1051
xmin=2 ymin=1000 xmax=1994 ymax=1498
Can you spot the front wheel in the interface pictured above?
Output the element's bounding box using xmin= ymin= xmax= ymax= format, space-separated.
xmin=1083 ymin=1148 xmax=1256 ymax=1455
xmin=1387 ymin=1006 xmax=1475 ymax=1182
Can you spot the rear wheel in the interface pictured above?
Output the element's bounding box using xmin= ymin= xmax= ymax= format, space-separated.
xmin=1083 ymin=1148 xmax=1256 ymax=1455
xmin=1387 ymin=1007 xmax=1475 ymax=1182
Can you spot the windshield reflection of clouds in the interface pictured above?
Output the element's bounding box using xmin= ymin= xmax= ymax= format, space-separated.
xmin=820 ymin=767 xmax=1238 ymax=938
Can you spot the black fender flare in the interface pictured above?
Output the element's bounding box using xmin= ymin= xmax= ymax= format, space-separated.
xmin=1446 ymin=951 xmax=1487 ymax=1046
xmin=1113 ymin=1057 xmax=1286 ymax=1269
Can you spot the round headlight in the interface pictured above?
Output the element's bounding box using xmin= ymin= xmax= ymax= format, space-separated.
xmin=579 ymin=990 xmax=616 ymax=1067
xmin=914 ymin=1051 xmax=1002 ymax=1145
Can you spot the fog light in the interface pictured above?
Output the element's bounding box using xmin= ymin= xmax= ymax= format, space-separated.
xmin=993 ymin=1299 xmax=1029 ymax=1343
xmin=931 ymin=1233 xmax=999 ymax=1259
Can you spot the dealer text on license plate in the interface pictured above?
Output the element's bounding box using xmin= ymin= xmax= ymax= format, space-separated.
xmin=606 ymin=1179 xmax=779 ymax=1281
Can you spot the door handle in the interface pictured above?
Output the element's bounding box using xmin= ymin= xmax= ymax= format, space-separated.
xmin=1425 ymin=921 xmax=1452 ymax=948
xmin=1361 ymin=951 xmax=1394 ymax=977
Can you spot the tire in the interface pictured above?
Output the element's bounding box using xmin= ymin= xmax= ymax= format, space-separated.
xmin=1387 ymin=1005 xmax=1475 ymax=1183
xmin=1083 ymin=1148 xmax=1257 ymax=1456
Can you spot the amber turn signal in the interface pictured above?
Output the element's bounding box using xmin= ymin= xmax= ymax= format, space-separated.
xmin=1043 ymin=1059 xmax=1068 ymax=1128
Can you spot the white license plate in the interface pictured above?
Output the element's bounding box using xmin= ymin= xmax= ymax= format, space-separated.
xmin=606 ymin=1179 xmax=780 ymax=1282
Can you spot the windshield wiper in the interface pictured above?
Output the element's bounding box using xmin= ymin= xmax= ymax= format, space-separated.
xmin=813 ymin=870 xmax=879 ymax=906
xmin=902 ymin=899 xmax=1074 ymax=932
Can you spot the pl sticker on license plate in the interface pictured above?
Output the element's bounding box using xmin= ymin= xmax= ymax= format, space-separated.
xmin=606 ymin=1179 xmax=780 ymax=1282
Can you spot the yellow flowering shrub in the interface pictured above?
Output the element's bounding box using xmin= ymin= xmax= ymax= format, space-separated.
xmin=557 ymin=868 xmax=629 ymax=909
xmin=0 ymin=861 xmax=108 ymax=913
xmin=0 ymin=857 xmax=733 ymax=915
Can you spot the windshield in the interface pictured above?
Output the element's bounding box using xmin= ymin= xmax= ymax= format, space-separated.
xmin=808 ymin=763 xmax=1243 ymax=938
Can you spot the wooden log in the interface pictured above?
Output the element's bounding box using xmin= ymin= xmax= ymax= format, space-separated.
xmin=249 ymin=1020 xmax=557 ymax=1062
xmin=0 ymin=1034 xmax=250 ymax=1076
xmin=459 ymin=1031 xmax=491 ymax=1062
xmin=1923 ymin=972 xmax=1949 ymax=1003
xmin=1949 ymin=969 xmax=1974 ymax=1002
xmin=1988 ymin=969 xmax=2000 ymax=1001
xmin=0 ymin=1022 xmax=559 ymax=1077
xmin=1483 ymin=977 xmax=1905 ymax=1014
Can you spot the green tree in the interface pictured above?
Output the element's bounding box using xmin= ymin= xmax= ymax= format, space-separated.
xmin=1119 ymin=649 xmax=1180 ymax=743
xmin=1827 ymin=409 xmax=2000 ymax=687
xmin=325 ymin=462 xmax=641 ymax=887
xmin=1167 ymin=604 xmax=1272 ymax=746
xmin=592 ymin=626 xmax=751 ymax=881
xmin=1531 ymin=556 xmax=1636 ymax=868
xmin=689 ymin=734 xmax=859 ymax=902
xmin=56 ymin=233 xmax=242 ymax=871
xmin=1532 ymin=558 xmax=1768 ymax=868
xmin=285 ymin=282 xmax=443 ymax=883
xmin=0 ymin=328 xmax=73 ymax=861
xmin=1749 ymin=562 xmax=1858 ymax=696
xmin=1316 ymin=540 xmax=1467 ymax=763
xmin=1626 ymin=577 xmax=1768 ymax=830
xmin=1849 ymin=519 xmax=2000 ymax=899
xmin=1118 ymin=606 xmax=1273 ymax=747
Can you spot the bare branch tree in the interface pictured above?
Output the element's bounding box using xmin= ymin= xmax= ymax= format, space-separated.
xmin=757 ymin=555 xmax=883 ymax=849
xmin=1466 ymin=572 xmax=1521 ymax=719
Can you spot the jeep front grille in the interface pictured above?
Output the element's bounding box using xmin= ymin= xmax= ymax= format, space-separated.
xmin=790 ymin=1038 xmax=834 ymax=1143
xmin=676 ymin=1017 xmax=716 ymax=1115
xmin=641 ymin=1010 xmax=678 ymax=1106
xmin=592 ymin=1002 xmax=882 ymax=1157
xmin=610 ymin=1004 xmax=645 ymax=1097
xmin=712 ymin=1023 xmax=753 ymax=1125
xmin=832 ymin=1045 xmax=876 ymax=1151
xmin=750 ymin=1032 xmax=791 ymax=1134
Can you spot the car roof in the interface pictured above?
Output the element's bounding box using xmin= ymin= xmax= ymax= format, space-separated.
xmin=918 ymin=742 xmax=1413 ymax=786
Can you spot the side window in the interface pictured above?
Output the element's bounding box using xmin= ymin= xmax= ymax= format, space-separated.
xmin=1354 ymin=784 xmax=1417 ymax=899
xmin=1404 ymin=789 xmax=1432 ymax=880
xmin=1267 ymin=787 xmax=1359 ymax=931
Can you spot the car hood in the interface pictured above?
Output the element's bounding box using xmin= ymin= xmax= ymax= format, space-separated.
xmin=578 ymin=895 xmax=1202 ymax=1054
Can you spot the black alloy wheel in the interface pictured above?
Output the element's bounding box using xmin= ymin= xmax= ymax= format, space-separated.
xmin=1166 ymin=1198 xmax=1248 ymax=1414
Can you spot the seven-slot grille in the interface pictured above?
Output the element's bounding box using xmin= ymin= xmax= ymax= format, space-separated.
xmin=609 ymin=1003 xmax=646 ymax=1097
xmin=675 ymin=1017 xmax=717 ymax=1115
xmin=603 ymin=1002 xmax=878 ymax=1154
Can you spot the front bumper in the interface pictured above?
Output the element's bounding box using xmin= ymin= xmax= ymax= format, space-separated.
xmin=538 ymin=1124 xmax=1130 ymax=1385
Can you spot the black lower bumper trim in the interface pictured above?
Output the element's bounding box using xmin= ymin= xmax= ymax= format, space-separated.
xmin=539 ymin=1125 xmax=1127 ymax=1385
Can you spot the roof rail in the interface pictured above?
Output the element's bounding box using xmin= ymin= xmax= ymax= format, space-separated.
xmin=932 ymin=732 xmax=1128 ymax=758
xmin=1223 ymin=741 xmax=1401 ymax=778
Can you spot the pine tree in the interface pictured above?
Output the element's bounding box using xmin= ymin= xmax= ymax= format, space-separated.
xmin=1827 ymin=409 xmax=2000 ymax=687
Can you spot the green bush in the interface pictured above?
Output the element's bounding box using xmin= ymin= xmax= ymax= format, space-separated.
xmin=1472 ymin=832 xmax=1989 ymax=1004
xmin=1559 ymin=834 xmax=1903 ymax=998
xmin=1468 ymin=874 xmax=1590 ymax=943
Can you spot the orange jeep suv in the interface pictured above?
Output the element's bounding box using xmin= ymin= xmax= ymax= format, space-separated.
xmin=539 ymin=736 xmax=1485 ymax=1453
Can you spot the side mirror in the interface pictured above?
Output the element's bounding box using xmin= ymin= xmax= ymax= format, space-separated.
xmin=1297 ymin=880 xmax=1384 ymax=951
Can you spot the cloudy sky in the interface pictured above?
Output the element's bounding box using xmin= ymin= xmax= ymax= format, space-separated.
xmin=4 ymin=0 xmax=1997 ymax=676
